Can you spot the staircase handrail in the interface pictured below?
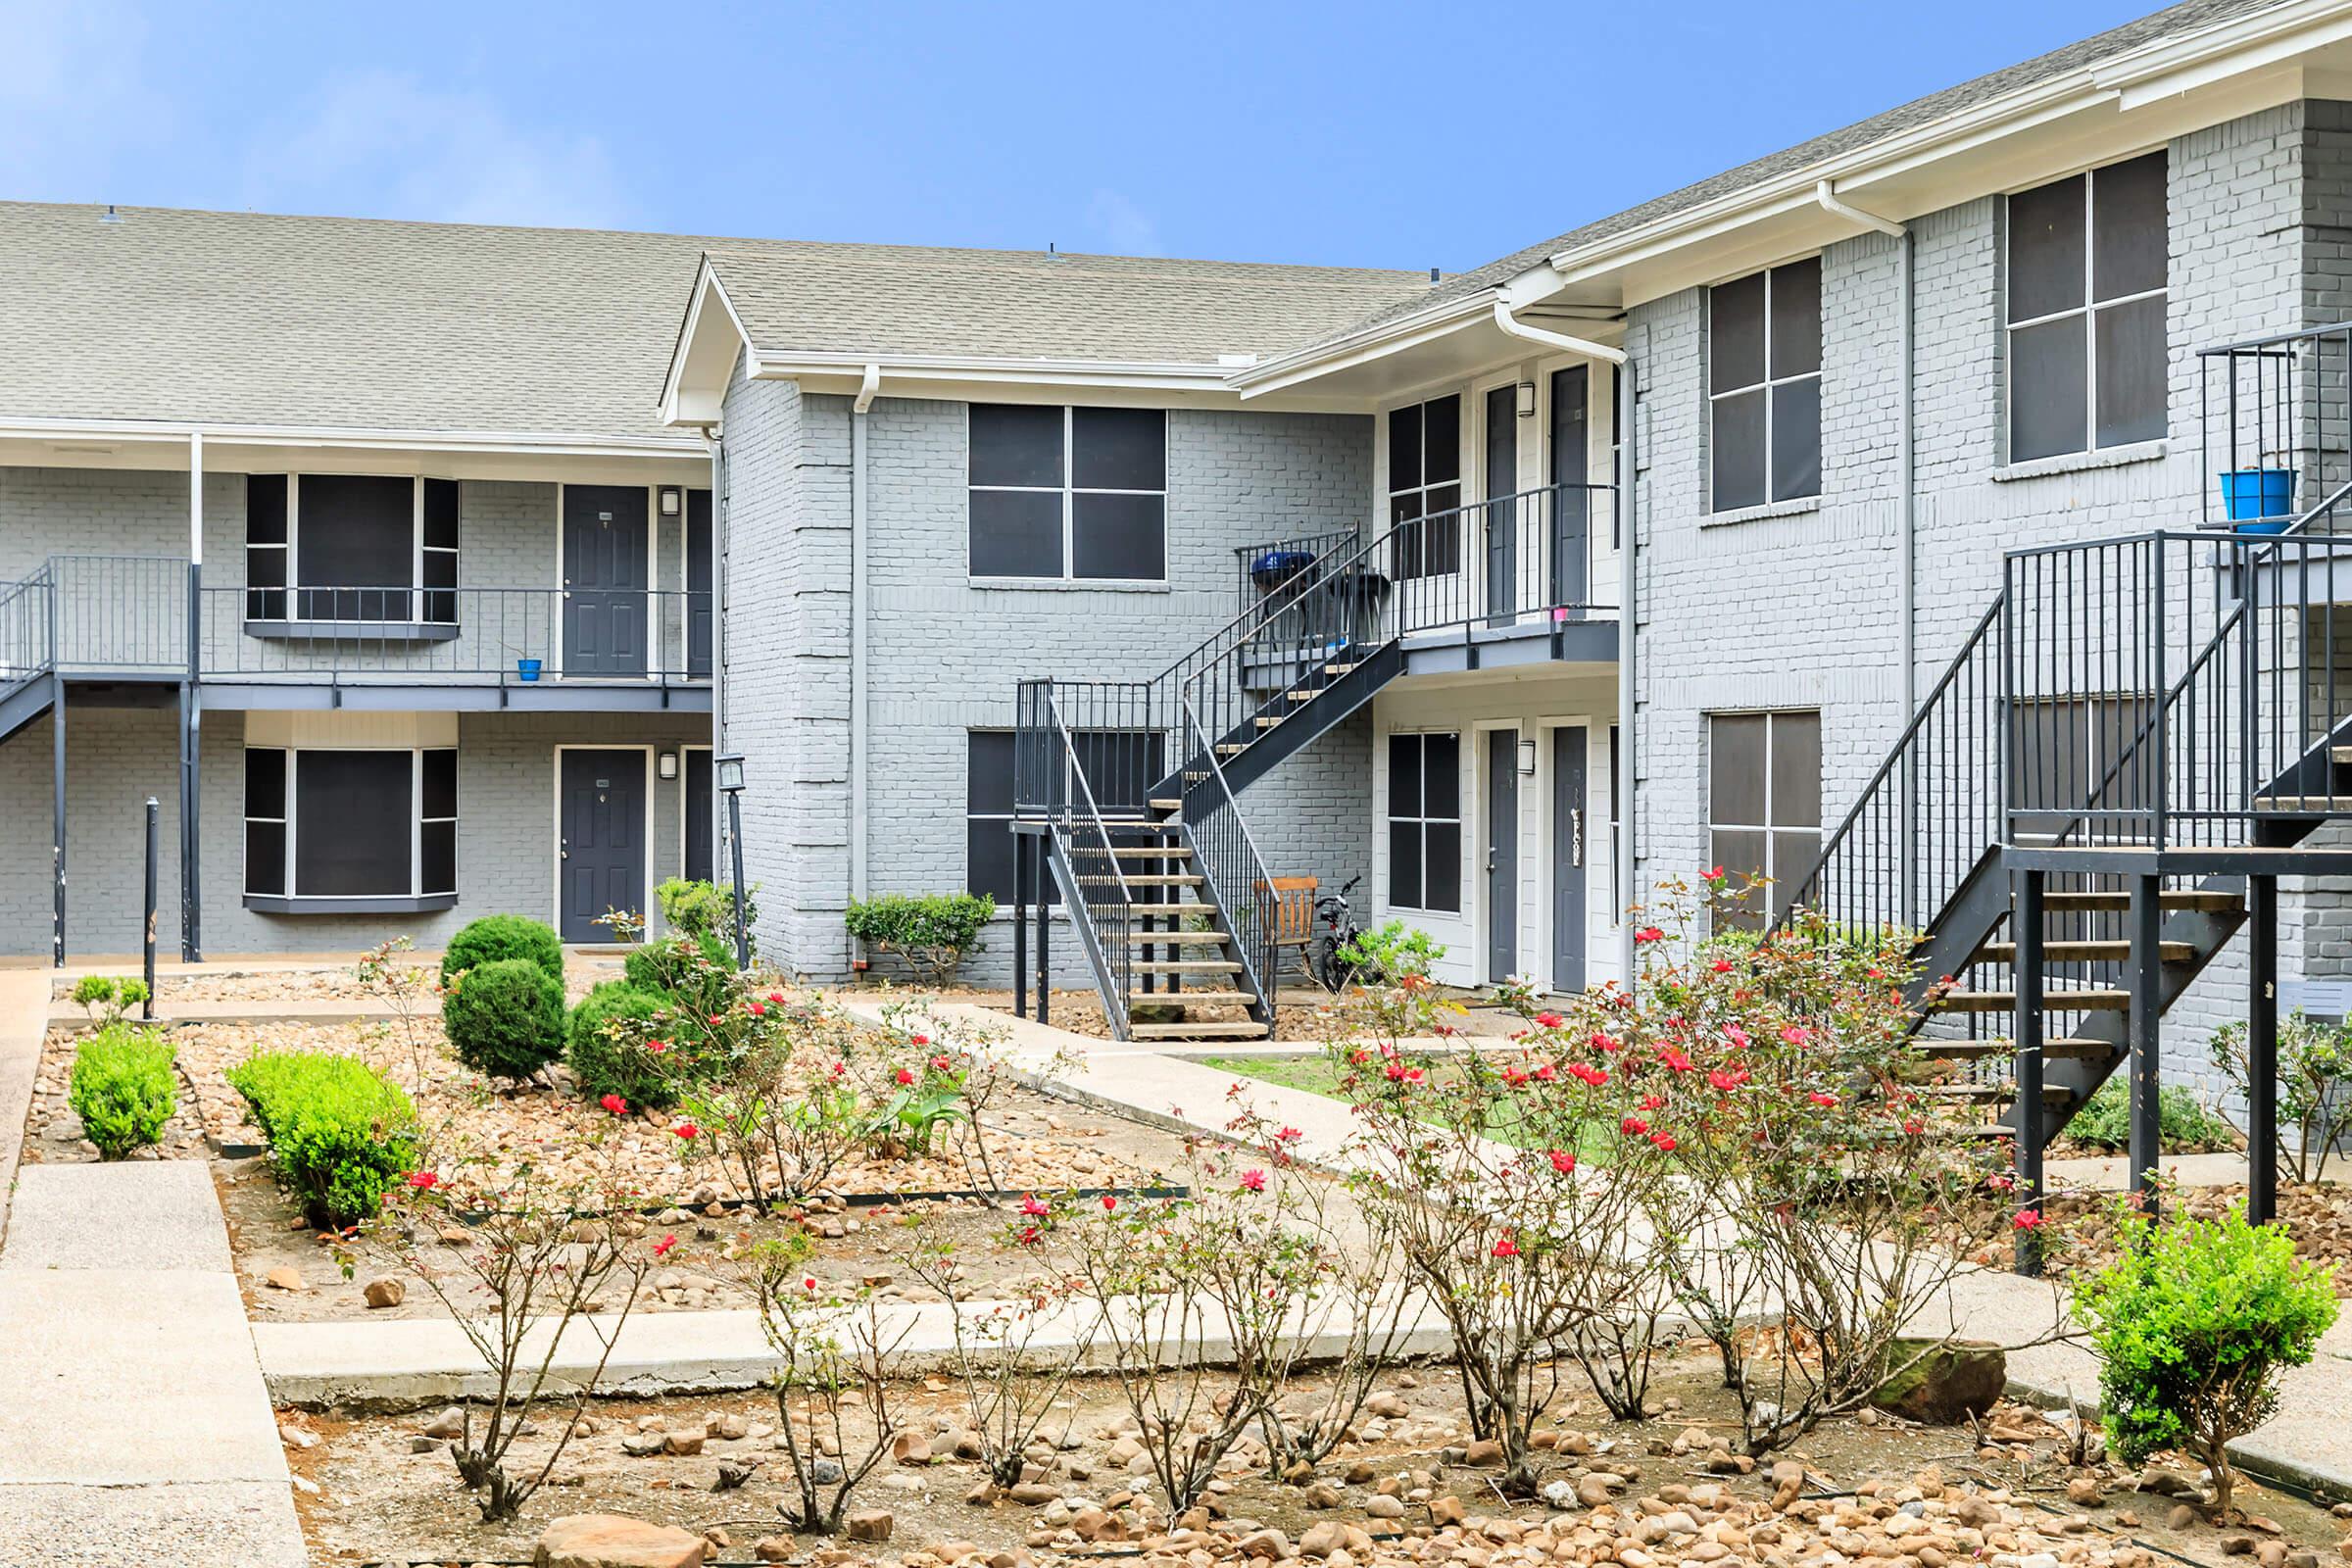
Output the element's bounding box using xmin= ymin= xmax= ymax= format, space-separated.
xmin=1036 ymin=683 xmax=1139 ymax=1030
xmin=0 ymin=565 xmax=56 ymax=685
xmin=1181 ymin=677 xmax=1281 ymax=1009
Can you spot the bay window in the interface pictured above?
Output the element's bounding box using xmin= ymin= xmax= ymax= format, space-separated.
xmin=244 ymin=746 xmax=458 ymax=907
xmin=244 ymin=473 xmax=461 ymax=624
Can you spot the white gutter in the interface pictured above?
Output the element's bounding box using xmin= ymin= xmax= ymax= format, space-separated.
xmin=1490 ymin=299 xmax=1627 ymax=366
xmin=1812 ymin=180 xmax=1905 ymax=238
xmin=850 ymin=367 xmax=878 ymax=917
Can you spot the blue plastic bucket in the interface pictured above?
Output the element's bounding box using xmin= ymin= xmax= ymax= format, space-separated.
xmin=516 ymin=658 xmax=542 ymax=682
xmin=2219 ymin=467 xmax=2298 ymax=529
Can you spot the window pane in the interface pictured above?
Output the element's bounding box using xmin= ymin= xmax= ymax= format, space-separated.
xmin=2094 ymin=296 xmax=2168 ymax=449
xmin=420 ymin=820 xmax=457 ymax=896
xmin=244 ymin=748 xmax=285 ymax=820
xmin=2092 ymin=152 xmax=2167 ymax=303
xmin=1771 ymin=831 xmax=1821 ymax=913
xmin=1424 ymin=732 xmax=1461 ymax=819
xmin=245 ymin=821 xmax=285 ymax=897
xmin=969 ymin=489 xmax=1064 ymax=577
xmin=297 ymin=475 xmax=415 ymax=590
xmin=247 ymin=475 xmax=288 ymax=545
xmin=2010 ymin=318 xmax=2089 ymax=462
xmin=1711 ymin=827 xmax=1769 ymax=888
xmin=421 ymin=551 xmax=458 ymax=589
xmin=1388 ymin=404 xmax=1423 ymax=493
xmin=968 ymin=404 xmax=1063 ymax=488
xmin=1712 ymin=388 xmax=1766 ymax=512
xmin=1423 ymin=493 xmax=1462 ymax=576
xmin=1709 ymin=272 xmax=1766 ymax=393
xmin=967 ymin=817 xmax=1015 ymax=903
xmin=1072 ymin=408 xmax=1165 ymax=491
xmin=1387 ymin=734 xmax=1422 ymax=817
xmin=1072 ymin=493 xmax=1165 ymax=580
xmin=1709 ymin=714 xmax=1766 ymax=826
xmin=1769 ymin=711 xmax=1822 ymax=827
xmin=1769 ymin=259 xmax=1822 ymax=378
xmin=293 ymin=751 xmax=413 ymax=897
xmin=422 ymin=478 xmax=461 ymax=551
xmin=421 ymin=748 xmax=459 ymax=820
xmin=1770 ymin=378 xmax=1822 ymax=502
xmin=1423 ymin=396 xmax=1461 ymax=485
xmin=968 ymin=732 xmax=1015 ymax=814
xmin=1389 ymin=820 xmax=1423 ymax=908
xmin=1423 ymin=822 xmax=1463 ymax=911
xmin=2008 ymin=173 xmax=2086 ymax=323
xmin=246 ymin=547 xmax=287 ymax=589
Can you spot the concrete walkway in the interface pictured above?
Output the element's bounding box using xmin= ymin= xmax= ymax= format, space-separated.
xmin=0 ymin=1157 xmax=305 ymax=1566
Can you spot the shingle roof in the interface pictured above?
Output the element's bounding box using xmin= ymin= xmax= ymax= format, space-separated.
xmin=0 ymin=203 xmax=1429 ymax=442
xmin=699 ymin=246 xmax=1429 ymax=368
xmin=1279 ymin=0 xmax=2300 ymax=363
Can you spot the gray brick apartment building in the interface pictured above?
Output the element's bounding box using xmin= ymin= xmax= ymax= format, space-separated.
xmin=11 ymin=0 xmax=2352 ymax=1151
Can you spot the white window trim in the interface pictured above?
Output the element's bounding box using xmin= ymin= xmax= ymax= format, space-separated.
xmin=246 ymin=474 xmax=456 ymax=624
xmin=2003 ymin=157 xmax=2170 ymax=462
xmin=1386 ymin=728 xmax=1463 ymax=916
xmin=1708 ymin=261 xmax=1822 ymax=514
xmin=243 ymin=744 xmax=458 ymax=900
xmin=965 ymin=406 xmax=1169 ymax=585
xmin=1385 ymin=393 xmax=1466 ymax=583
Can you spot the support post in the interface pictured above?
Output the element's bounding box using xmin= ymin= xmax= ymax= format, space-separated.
xmin=726 ymin=789 xmax=750 ymax=969
xmin=184 ymin=432 xmax=204 ymax=963
xmin=2127 ymin=872 xmax=2164 ymax=1218
xmin=143 ymin=797 xmax=159 ymax=1020
xmin=1036 ymin=855 xmax=1051 ymax=1028
xmin=2248 ymin=872 xmax=2279 ymax=1225
xmin=50 ymin=673 xmax=66 ymax=968
xmin=2012 ymin=866 xmax=2045 ymax=1276
xmin=1012 ymin=831 xmax=1029 ymax=1020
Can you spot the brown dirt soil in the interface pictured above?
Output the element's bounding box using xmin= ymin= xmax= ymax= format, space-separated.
xmin=280 ymin=1345 xmax=2352 ymax=1567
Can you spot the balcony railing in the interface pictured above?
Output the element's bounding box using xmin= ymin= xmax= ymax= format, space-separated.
xmin=203 ymin=584 xmax=712 ymax=683
xmin=2199 ymin=321 xmax=2352 ymax=530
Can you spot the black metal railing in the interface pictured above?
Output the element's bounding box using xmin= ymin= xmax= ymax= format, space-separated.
xmin=0 ymin=566 xmax=55 ymax=687
xmin=1181 ymin=683 xmax=1277 ymax=1013
xmin=49 ymin=555 xmax=185 ymax=673
xmin=2200 ymin=321 xmax=2352 ymax=530
xmin=1233 ymin=528 xmax=1358 ymax=617
xmin=201 ymin=585 xmax=713 ymax=683
xmin=1015 ymin=680 xmax=1138 ymax=1035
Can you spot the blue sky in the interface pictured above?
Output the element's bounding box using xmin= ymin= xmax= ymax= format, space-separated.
xmin=4 ymin=0 xmax=2156 ymax=271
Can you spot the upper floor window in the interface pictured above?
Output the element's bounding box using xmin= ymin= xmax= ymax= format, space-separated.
xmin=2005 ymin=152 xmax=2168 ymax=462
xmin=1709 ymin=258 xmax=1821 ymax=512
xmin=967 ymin=405 xmax=1166 ymax=581
xmin=1389 ymin=395 xmax=1462 ymax=578
xmin=245 ymin=474 xmax=460 ymax=624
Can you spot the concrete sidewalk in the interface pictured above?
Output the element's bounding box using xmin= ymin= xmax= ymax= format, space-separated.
xmin=0 ymin=1161 xmax=305 ymax=1566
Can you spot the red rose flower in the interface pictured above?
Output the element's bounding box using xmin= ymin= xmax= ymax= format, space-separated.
xmin=600 ymin=1093 xmax=628 ymax=1116
xmin=1239 ymin=1169 xmax=1266 ymax=1193
xmin=405 ymin=1171 xmax=440 ymax=1190
xmin=653 ymin=1234 xmax=677 ymax=1258
xmin=671 ymin=1122 xmax=700 ymax=1141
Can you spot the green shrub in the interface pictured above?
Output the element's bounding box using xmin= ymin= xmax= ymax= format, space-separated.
xmin=657 ymin=876 xmax=757 ymax=956
xmin=566 ymin=982 xmax=691 ymax=1109
xmin=225 ymin=1052 xmax=421 ymax=1228
xmin=441 ymin=957 xmax=566 ymax=1082
xmin=440 ymin=914 xmax=564 ymax=986
xmin=624 ymin=932 xmax=735 ymax=1014
xmin=69 ymin=974 xmax=150 ymax=1025
xmin=2076 ymin=1198 xmax=2337 ymax=1518
xmin=843 ymin=892 xmax=995 ymax=985
xmin=68 ymin=1024 xmax=176 ymax=1160
xmin=2068 ymin=1077 xmax=2239 ymax=1154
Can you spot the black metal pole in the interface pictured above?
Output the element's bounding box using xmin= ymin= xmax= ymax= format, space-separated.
xmin=2127 ymin=871 xmax=2164 ymax=1219
xmin=1036 ymin=849 xmax=1051 ymax=1027
xmin=2013 ymin=866 xmax=2045 ymax=1276
xmin=182 ymin=559 xmax=202 ymax=962
xmin=725 ymin=789 xmax=749 ymax=969
xmin=1012 ymin=831 xmax=1029 ymax=1020
xmin=51 ymin=672 xmax=66 ymax=968
xmin=2248 ymin=872 xmax=2278 ymax=1225
xmin=143 ymin=797 xmax=159 ymax=1020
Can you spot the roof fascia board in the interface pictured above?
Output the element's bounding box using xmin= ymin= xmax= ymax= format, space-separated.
xmin=0 ymin=416 xmax=701 ymax=461
xmin=749 ymin=350 xmax=1232 ymax=393
xmin=661 ymin=262 xmax=752 ymax=427
xmin=1226 ymin=292 xmax=1497 ymax=397
xmin=2094 ymin=0 xmax=2352 ymax=102
xmin=1544 ymin=1 xmax=2343 ymax=289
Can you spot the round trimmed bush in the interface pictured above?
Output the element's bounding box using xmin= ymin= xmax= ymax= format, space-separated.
xmin=440 ymin=914 xmax=564 ymax=986
xmin=624 ymin=932 xmax=735 ymax=1016
xmin=567 ymin=981 xmax=686 ymax=1109
xmin=442 ymin=957 xmax=565 ymax=1082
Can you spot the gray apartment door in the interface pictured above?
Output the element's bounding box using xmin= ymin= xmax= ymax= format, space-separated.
xmin=564 ymin=485 xmax=649 ymax=676
xmin=1487 ymin=729 xmax=1519 ymax=980
xmin=1485 ymin=385 xmax=1518 ymax=620
xmin=1552 ymin=725 xmax=1588 ymax=993
xmin=1549 ymin=367 xmax=1590 ymax=613
xmin=559 ymin=750 xmax=645 ymax=942
xmin=686 ymin=488 xmax=714 ymax=680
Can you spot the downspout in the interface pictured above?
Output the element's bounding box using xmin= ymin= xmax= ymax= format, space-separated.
xmin=850 ymin=365 xmax=879 ymax=930
xmin=1491 ymin=299 xmax=1627 ymax=366
xmin=1814 ymin=180 xmax=1916 ymax=923
xmin=1616 ymin=360 xmax=1639 ymax=996
xmin=707 ymin=423 xmax=726 ymax=891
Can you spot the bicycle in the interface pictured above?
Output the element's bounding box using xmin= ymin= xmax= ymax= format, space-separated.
xmin=1307 ymin=874 xmax=1365 ymax=993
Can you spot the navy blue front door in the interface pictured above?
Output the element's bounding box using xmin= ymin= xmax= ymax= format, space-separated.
xmin=564 ymin=485 xmax=648 ymax=676
xmin=560 ymin=750 xmax=644 ymax=941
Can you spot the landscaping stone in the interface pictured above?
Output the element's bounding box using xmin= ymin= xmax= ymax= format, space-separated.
xmin=420 ymin=1406 xmax=466 ymax=1440
xmin=846 ymin=1508 xmax=895 ymax=1543
xmin=361 ymin=1277 xmax=405 ymax=1309
xmin=1869 ymin=1340 xmax=2006 ymax=1425
xmin=532 ymin=1513 xmax=707 ymax=1568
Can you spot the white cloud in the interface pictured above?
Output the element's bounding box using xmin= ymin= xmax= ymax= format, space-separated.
xmin=241 ymin=69 xmax=634 ymax=229
xmin=1087 ymin=188 xmax=1164 ymax=257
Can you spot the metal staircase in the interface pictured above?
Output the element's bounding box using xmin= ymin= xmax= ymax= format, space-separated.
xmin=0 ymin=566 xmax=58 ymax=745
xmin=1015 ymin=482 xmax=1610 ymax=1042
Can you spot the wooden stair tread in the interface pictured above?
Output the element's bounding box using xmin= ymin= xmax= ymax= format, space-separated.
xmin=1109 ymin=845 xmax=1191 ymax=858
xmin=2038 ymin=890 xmax=2241 ymax=913
xmin=1936 ymin=988 xmax=2130 ymax=1012
xmin=1128 ymin=903 xmax=1203 ymax=916
xmin=1107 ymin=874 xmax=1203 ymax=886
xmin=1135 ymin=990 xmax=1254 ymax=1007
xmin=1253 ymin=714 xmax=1289 ymax=729
xmin=1916 ymin=1037 xmax=2118 ymax=1061
xmin=1918 ymin=1082 xmax=2073 ymax=1102
xmin=1975 ymin=940 xmax=2194 ymax=963
xmin=2252 ymin=794 xmax=2352 ymax=810
xmin=1324 ymin=662 xmax=1360 ymax=676
xmin=1134 ymin=959 xmax=1243 ymax=974
xmin=2333 ymin=746 xmax=2352 ymax=763
xmin=1130 ymin=1020 xmax=1272 ymax=1040
xmin=1215 ymin=745 xmax=1248 ymax=756
xmin=1120 ymin=930 xmax=1231 ymax=945
xmin=1148 ymin=799 xmax=1182 ymax=812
